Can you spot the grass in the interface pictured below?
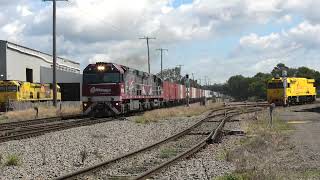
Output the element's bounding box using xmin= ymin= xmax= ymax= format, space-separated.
xmin=215 ymin=109 xmax=320 ymax=180
xmin=216 ymin=148 xmax=231 ymax=161
xmin=0 ymin=154 xmax=2 ymax=165
xmin=5 ymin=154 xmax=19 ymax=166
xmin=134 ymin=102 xmax=222 ymax=124
xmin=159 ymin=148 xmax=178 ymax=159
xmin=0 ymin=115 xmax=8 ymax=122
xmin=1 ymin=105 xmax=81 ymax=123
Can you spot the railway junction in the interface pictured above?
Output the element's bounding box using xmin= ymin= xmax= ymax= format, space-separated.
xmin=0 ymin=1 xmax=320 ymax=179
xmin=0 ymin=101 xmax=319 ymax=179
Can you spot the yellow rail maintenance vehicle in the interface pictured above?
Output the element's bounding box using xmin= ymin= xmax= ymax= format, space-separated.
xmin=0 ymin=80 xmax=61 ymax=111
xmin=267 ymin=77 xmax=316 ymax=106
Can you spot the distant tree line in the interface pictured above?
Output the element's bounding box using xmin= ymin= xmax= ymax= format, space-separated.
xmin=208 ymin=63 xmax=320 ymax=101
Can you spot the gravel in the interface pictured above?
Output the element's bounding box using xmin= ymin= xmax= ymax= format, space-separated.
xmin=152 ymin=113 xmax=256 ymax=180
xmin=0 ymin=114 xmax=207 ymax=180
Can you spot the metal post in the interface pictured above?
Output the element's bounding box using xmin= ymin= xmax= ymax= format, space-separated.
xmin=156 ymin=48 xmax=168 ymax=79
xmin=160 ymin=50 xmax=162 ymax=77
xmin=282 ymin=70 xmax=287 ymax=106
xmin=140 ymin=37 xmax=156 ymax=74
xmin=269 ymin=103 xmax=275 ymax=128
xmin=186 ymin=74 xmax=190 ymax=107
xmin=146 ymin=38 xmax=150 ymax=74
xmin=52 ymin=0 xmax=57 ymax=107
xmin=43 ymin=0 xmax=68 ymax=107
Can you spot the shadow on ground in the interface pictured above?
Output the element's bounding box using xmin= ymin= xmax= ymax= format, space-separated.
xmin=294 ymin=107 xmax=320 ymax=113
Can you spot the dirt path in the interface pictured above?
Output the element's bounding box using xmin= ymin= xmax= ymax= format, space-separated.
xmin=279 ymin=104 xmax=320 ymax=169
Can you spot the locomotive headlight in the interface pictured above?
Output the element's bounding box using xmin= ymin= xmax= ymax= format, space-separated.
xmin=83 ymin=103 xmax=87 ymax=107
xmin=116 ymin=103 xmax=119 ymax=106
xmin=97 ymin=65 xmax=105 ymax=71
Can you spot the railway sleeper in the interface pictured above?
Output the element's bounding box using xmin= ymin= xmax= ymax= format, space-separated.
xmin=187 ymin=132 xmax=211 ymax=136
xmin=223 ymin=129 xmax=245 ymax=136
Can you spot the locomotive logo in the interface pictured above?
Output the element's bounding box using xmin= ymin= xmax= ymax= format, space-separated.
xmin=90 ymin=87 xmax=111 ymax=94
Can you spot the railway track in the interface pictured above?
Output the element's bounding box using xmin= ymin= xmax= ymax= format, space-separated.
xmin=0 ymin=117 xmax=112 ymax=143
xmin=0 ymin=114 xmax=83 ymax=131
xmin=0 ymin=102 xmax=268 ymax=144
xmin=55 ymin=106 xmax=264 ymax=180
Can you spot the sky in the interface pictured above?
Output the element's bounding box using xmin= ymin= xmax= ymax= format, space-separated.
xmin=1 ymin=0 xmax=320 ymax=84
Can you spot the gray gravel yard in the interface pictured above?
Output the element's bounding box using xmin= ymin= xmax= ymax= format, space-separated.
xmin=0 ymin=114 xmax=205 ymax=180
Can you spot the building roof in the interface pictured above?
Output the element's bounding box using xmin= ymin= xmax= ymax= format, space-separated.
xmin=0 ymin=40 xmax=80 ymax=66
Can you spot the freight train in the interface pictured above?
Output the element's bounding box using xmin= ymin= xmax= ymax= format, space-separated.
xmin=267 ymin=77 xmax=316 ymax=106
xmin=82 ymin=62 xmax=213 ymax=116
xmin=0 ymin=80 xmax=61 ymax=111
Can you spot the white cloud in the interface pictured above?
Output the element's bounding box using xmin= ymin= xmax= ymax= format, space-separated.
xmin=277 ymin=14 xmax=292 ymax=23
xmin=17 ymin=5 xmax=32 ymax=17
xmin=1 ymin=20 xmax=26 ymax=41
xmin=1 ymin=0 xmax=320 ymax=82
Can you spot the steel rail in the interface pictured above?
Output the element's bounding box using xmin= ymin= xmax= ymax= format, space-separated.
xmin=0 ymin=117 xmax=112 ymax=143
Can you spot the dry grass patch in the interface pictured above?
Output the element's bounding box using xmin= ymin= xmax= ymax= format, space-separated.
xmin=5 ymin=154 xmax=20 ymax=166
xmin=2 ymin=105 xmax=81 ymax=123
xmin=215 ymin=110 xmax=320 ymax=180
xmin=134 ymin=102 xmax=222 ymax=124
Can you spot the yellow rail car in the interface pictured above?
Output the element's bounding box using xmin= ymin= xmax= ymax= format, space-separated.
xmin=0 ymin=80 xmax=61 ymax=111
xmin=267 ymin=77 xmax=316 ymax=105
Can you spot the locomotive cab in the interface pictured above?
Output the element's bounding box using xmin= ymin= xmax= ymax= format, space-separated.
xmin=82 ymin=63 xmax=125 ymax=116
xmin=0 ymin=81 xmax=19 ymax=111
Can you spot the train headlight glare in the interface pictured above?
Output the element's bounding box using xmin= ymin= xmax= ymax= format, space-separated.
xmin=97 ymin=66 xmax=105 ymax=71
xmin=116 ymin=103 xmax=119 ymax=106
xmin=83 ymin=103 xmax=87 ymax=107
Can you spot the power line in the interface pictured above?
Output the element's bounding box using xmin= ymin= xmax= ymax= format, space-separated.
xmin=140 ymin=36 xmax=156 ymax=74
xmin=43 ymin=0 xmax=68 ymax=107
xmin=156 ymin=48 xmax=168 ymax=78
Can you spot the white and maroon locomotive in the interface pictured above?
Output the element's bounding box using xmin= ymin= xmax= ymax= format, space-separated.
xmin=82 ymin=62 xmax=163 ymax=116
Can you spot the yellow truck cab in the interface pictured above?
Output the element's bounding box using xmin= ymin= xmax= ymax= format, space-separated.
xmin=267 ymin=77 xmax=316 ymax=105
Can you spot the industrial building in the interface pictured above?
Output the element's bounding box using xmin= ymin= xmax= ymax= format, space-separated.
xmin=0 ymin=40 xmax=82 ymax=101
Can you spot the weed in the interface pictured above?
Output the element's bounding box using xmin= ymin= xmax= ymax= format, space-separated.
xmin=92 ymin=149 xmax=104 ymax=160
xmin=80 ymin=147 xmax=88 ymax=164
xmin=223 ymin=110 xmax=308 ymax=180
xmin=214 ymin=174 xmax=241 ymax=180
xmin=159 ymin=148 xmax=177 ymax=159
xmin=302 ymin=169 xmax=320 ymax=179
xmin=134 ymin=116 xmax=149 ymax=124
xmin=216 ymin=148 xmax=231 ymax=161
xmin=0 ymin=154 xmax=2 ymax=164
xmin=5 ymin=154 xmax=19 ymax=166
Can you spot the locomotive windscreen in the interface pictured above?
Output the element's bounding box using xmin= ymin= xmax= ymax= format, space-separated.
xmin=267 ymin=82 xmax=284 ymax=89
xmin=83 ymin=73 xmax=121 ymax=84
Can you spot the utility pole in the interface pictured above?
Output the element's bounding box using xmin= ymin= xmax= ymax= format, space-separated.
xmin=140 ymin=36 xmax=156 ymax=74
xmin=176 ymin=64 xmax=184 ymax=79
xmin=176 ymin=64 xmax=184 ymax=71
xmin=198 ymin=78 xmax=202 ymax=86
xmin=156 ymin=48 xmax=168 ymax=78
xmin=43 ymin=0 xmax=68 ymax=107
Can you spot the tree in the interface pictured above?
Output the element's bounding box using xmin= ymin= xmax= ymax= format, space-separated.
xmin=226 ymin=75 xmax=251 ymax=100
